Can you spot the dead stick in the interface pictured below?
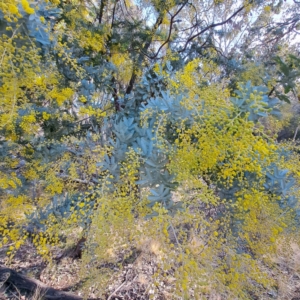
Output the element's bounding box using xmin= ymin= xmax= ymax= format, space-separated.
xmin=0 ymin=267 xmax=83 ymax=300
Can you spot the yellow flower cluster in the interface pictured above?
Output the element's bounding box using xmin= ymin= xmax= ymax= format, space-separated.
xmin=8 ymin=3 xmax=19 ymax=14
xmin=44 ymin=163 xmax=64 ymax=195
xmin=171 ymin=112 xmax=275 ymax=187
xmin=0 ymin=1 xmax=21 ymax=21
xmin=49 ymin=87 xmax=74 ymax=106
xmin=79 ymin=106 xmax=107 ymax=118
xmin=42 ymin=111 xmax=51 ymax=120
xmin=0 ymin=171 xmax=21 ymax=189
xmin=78 ymin=30 xmax=105 ymax=52
xmin=20 ymin=113 xmax=39 ymax=134
xmin=21 ymin=0 xmax=34 ymax=14
xmin=110 ymin=50 xmax=133 ymax=83
xmin=264 ymin=5 xmax=271 ymax=13
xmin=5 ymin=194 xmax=33 ymax=220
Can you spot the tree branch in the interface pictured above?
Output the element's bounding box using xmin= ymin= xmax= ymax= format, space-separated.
xmin=149 ymin=0 xmax=189 ymax=59
xmin=111 ymin=0 xmax=119 ymax=29
xmin=125 ymin=15 xmax=164 ymax=94
xmin=0 ymin=267 xmax=83 ymax=300
xmin=293 ymin=125 xmax=299 ymax=141
xmin=178 ymin=4 xmax=245 ymax=53
xmin=98 ymin=0 xmax=106 ymax=24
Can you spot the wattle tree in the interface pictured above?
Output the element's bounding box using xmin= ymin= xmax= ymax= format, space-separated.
xmin=1 ymin=0 xmax=300 ymax=298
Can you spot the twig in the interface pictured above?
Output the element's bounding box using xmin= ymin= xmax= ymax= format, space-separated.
xmin=293 ymin=125 xmax=299 ymax=141
xmin=107 ymin=273 xmax=137 ymax=300
xmin=150 ymin=0 xmax=189 ymax=59
xmin=9 ymin=281 xmax=22 ymax=299
xmin=107 ymin=280 xmax=128 ymax=300
xmin=178 ymin=4 xmax=246 ymax=53
xmin=169 ymin=222 xmax=181 ymax=249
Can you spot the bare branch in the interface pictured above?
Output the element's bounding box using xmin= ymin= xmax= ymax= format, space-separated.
xmin=125 ymin=15 xmax=164 ymax=94
xmin=98 ymin=0 xmax=107 ymax=24
xmin=0 ymin=267 xmax=83 ymax=300
xmin=149 ymin=0 xmax=189 ymax=59
xmin=293 ymin=125 xmax=300 ymax=141
xmin=178 ymin=4 xmax=245 ymax=53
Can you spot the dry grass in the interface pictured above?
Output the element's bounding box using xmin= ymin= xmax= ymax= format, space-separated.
xmin=1 ymin=229 xmax=300 ymax=300
xmin=269 ymin=240 xmax=300 ymax=300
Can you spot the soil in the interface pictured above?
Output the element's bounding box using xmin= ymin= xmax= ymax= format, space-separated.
xmin=1 ymin=239 xmax=300 ymax=300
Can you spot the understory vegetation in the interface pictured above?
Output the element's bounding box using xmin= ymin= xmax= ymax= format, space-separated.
xmin=1 ymin=0 xmax=300 ymax=299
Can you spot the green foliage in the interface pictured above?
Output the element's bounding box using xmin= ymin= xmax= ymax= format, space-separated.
xmin=231 ymin=81 xmax=281 ymax=121
xmin=273 ymin=54 xmax=300 ymax=103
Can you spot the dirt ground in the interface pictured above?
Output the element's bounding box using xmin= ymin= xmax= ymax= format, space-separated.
xmin=1 ymin=239 xmax=300 ymax=300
